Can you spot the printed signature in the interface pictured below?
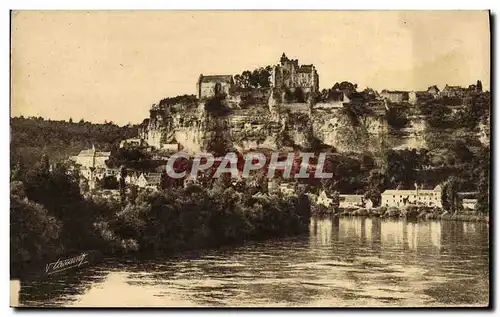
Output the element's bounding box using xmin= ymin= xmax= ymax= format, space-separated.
xmin=45 ymin=252 xmax=89 ymax=275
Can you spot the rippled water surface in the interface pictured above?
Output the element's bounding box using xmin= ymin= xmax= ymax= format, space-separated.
xmin=18 ymin=217 xmax=490 ymax=307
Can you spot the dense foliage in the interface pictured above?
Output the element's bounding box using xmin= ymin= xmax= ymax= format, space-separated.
xmin=233 ymin=66 xmax=272 ymax=90
xmin=10 ymin=157 xmax=311 ymax=272
xmin=158 ymin=94 xmax=198 ymax=107
xmin=113 ymin=183 xmax=310 ymax=254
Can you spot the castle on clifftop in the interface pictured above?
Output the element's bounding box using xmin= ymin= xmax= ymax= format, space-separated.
xmin=269 ymin=53 xmax=319 ymax=94
xmin=195 ymin=53 xmax=319 ymax=100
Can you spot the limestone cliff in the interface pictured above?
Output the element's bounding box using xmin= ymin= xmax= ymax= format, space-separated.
xmin=138 ymin=91 xmax=487 ymax=155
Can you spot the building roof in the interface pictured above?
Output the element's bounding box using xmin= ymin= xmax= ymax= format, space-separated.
xmin=381 ymin=90 xmax=409 ymax=95
xmin=339 ymin=195 xmax=364 ymax=203
xmin=427 ymin=85 xmax=440 ymax=92
xmin=75 ymin=149 xmax=111 ymax=157
xmin=198 ymin=75 xmax=233 ymax=84
xmin=382 ymin=185 xmax=441 ymax=195
xmin=442 ymin=85 xmax=466 ymax=92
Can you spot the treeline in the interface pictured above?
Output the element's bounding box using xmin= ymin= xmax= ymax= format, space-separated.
xmin=10 ymin=117 xmax=139 ymax=168
xmin=158 ymin=94 xmax=198 ymax=108
xmin=233 ymin=66 xmax=272 ymax=91
xmin=113 ymin=181 xmax=310 ymax=254
xmin=418 ymin=92 xmax=490 ymax=130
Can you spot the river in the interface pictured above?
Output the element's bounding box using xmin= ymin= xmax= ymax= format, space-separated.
xmin=16 ymin=216 xmax=490 ymax=307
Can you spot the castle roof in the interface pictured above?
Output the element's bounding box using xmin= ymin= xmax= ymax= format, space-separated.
xmin=198 ymin=75 xmax=233 ymax=84
xmin=297 ymin=64 xmax=314 ymax=73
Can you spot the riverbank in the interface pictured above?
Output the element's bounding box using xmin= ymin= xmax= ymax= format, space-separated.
xmin=11 ymin=166 xmax=312 ymax=278
xmin=312 ymin=205 xmax=489 ymax=222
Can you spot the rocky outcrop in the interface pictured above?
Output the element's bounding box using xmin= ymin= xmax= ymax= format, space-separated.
xmin=138 ymin=91 xmax=488 ymax=155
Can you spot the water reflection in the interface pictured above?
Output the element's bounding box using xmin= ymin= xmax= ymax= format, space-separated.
xmin=18 ymin=217 xmax=489 ymax=307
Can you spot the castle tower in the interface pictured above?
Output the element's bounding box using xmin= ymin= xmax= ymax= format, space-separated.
xmin=197 ymin=74 xmax=204 ymax=99
xmin=280 ymin=53 xmax=288 ymax=65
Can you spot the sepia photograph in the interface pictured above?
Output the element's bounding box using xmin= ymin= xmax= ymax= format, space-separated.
xmin=9 ymin=10 xmax=491 ymax=308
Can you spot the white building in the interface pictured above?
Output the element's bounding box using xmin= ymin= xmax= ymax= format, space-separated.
xmin=69 ymin=145 xmax=111 ymax=190
xmin=70 ymin=145 xmax=110 ymax=171
xmin=317 ymin=190 xmax=333 ymax=207
xmin=462 ymin=198 xmax=478 ymax=210
xmin=381 ymin=185 xmax=442 ymax=208
xmin=136 ymin=173 xmax=161 ymax=190
xmin=119 ymin=138 xmax=146 ymax=148
xmin=339 ymin=195 xmax=365 ymax=208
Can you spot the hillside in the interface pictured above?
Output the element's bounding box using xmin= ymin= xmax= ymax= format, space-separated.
xmin=10 ymin=117 xmax=139 ymax=168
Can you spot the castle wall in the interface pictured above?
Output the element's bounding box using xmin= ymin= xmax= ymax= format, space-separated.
xmin=199 ymin=81 xmax=232 ymax=99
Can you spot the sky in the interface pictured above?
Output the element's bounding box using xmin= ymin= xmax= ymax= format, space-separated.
xmin=11 ymin=11 xmax=490 ymax=125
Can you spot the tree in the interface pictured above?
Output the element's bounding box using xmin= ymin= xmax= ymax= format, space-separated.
xmin=294 ymin=87 xmax=305 ymax=103
xmin=331 ymin=191 xmax=340 ymax=209
xmin=99 ymin=176 xmax=119 ymax=190
xmin=10 ymin=194 xmax=62 ymax=264
xmin=386 ymin=149 xmax=424 ymax=189
xmin=475 ymin=145 xmax=490 ymax=214
xmin=386 ymin=104 xmax=409 ymax=129
xmin=442 ymin=176 xmax=459 ymax=213
xmin=128 ymin=184 xmax=138 ymax=205
xmin=284 ymin=88 xmax=294 ymax=103
xmin=11 ymin=161 xmax=23 ymax=182
xmin=332 ymin=81 xmax=358 ymax=95
xmin=119 ymin=166 xmax=127 ymax=206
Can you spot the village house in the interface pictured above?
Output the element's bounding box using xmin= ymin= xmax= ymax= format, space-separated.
xmin=462 ymin=198 xmax=478 ymax=210
xmin=69 ymin=145 xmax=112 ymax=190
xmin=314 ymin=91 xmax=349 ymax=109
xmin=119 ymin=138 xmax=146 ymax=148
xmin=339 ymin=195 xmax=366 ymax=209
xmin=197 ymin=74 xmax=234 ymax=99
xmin=70 ymin=145 xmax=110 ymax=170
xmin=427 ymin=85 xmax=440 ymax=97
xmin=381 ymin=185 xmax=442 ymax=208
xmin=408 ymin=91 xmax=432 ymax=105
xmin=114 ymin=170 xmax=139 ymax=185
xmin=317 ymin=190 xmax=333 ymax=207
xmin=316 ymin=191 xmax=371 ymax=209
xmin=103 ymin=167 xmax=119 ymax=178
xmin=380 ymin=90 xmax=409 ymax=103
xmin=136 ymin=172 xmax=162 ymax=190
xmin=440 ymin=85 xmax=467 ymax=98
